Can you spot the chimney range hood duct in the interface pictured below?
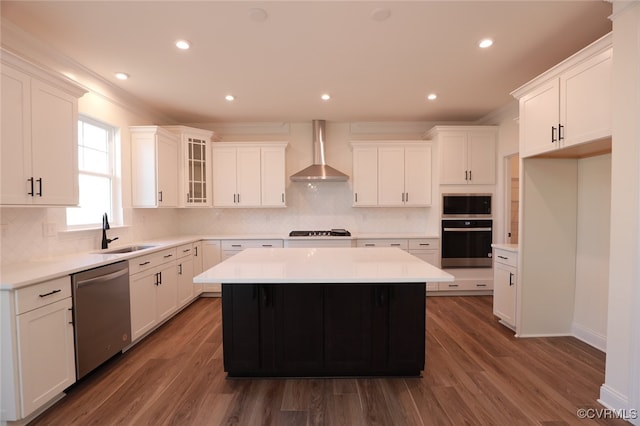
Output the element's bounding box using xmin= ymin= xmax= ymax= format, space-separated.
xmin=290 ymin=120 xmax=349 ymax=182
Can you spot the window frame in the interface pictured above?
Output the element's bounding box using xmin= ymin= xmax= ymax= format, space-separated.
xmin=66 ymin=115 xmax=122 ymax=229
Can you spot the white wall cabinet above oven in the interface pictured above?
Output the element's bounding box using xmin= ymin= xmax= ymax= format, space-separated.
xmin=424 ymin=126 xmax=496 ymax=185
xmin=1 ymin=49 xmax=86 ymax=206
xmin=351 ymin=141 xmax=432 ymax=207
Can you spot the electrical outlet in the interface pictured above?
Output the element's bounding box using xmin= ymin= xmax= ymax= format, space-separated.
xmin=43 ymin=222 xmax=57 ymax=237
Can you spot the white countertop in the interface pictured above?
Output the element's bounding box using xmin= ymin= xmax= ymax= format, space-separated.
xmin=194 ymin=247 xmax=454 ymax=284
xmin=1 ymin=233 xmax=442 ymax=290
xmin=491 ymin=243 xmax=519 ymax=253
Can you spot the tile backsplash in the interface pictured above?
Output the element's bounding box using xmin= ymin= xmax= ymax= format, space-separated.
xmin=1 ymin=182 xmax=437 ymax=265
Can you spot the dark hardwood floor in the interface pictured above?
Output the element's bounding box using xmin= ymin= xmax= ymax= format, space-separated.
xmin=30 ymin=296 xmax=627 ymax=425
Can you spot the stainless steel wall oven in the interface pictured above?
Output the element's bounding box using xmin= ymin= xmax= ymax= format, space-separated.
xmin=441 ymin=194 xmax=493 ymax=268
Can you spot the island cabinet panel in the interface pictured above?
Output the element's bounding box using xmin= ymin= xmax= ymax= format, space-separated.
xmin=221 ymin=282 xmax=425 ymax=377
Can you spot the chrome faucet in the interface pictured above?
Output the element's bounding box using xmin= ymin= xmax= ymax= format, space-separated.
xmin=101 ymin=213 xmax=119 ymax=249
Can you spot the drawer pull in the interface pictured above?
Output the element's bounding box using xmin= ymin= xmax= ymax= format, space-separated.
xmin=448 ymin=284 xmax=459 ymax=288
xmin=419 ymin=243 xmax=430 ymax=246
xmin=476 ymin=284 xmax=487 ymax=287
xmin=231 ymin=244 xmax=242 ymax=248
xmin=39 ymin=289 xmax=62 ymax=298
xmin=497 ymin=255 xmax=509 ymax=260
xmin=390 ymin=243 xmax=401 ymax=246
xmin=182 ymin=248 xmax=191 ymax=253
xmin=139 ymin=261 xmax=151 ymax=266
xmin=365 ymin=243 xmax=375 ymax=247
xmin=164 ymin=254 xmax=173 ymax=258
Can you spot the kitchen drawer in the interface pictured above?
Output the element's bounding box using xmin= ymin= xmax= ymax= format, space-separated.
xmin=356 ymin=239 xmax=408 ymax=250
xmin=493 ymin=249 xmax=517 ymax=268
xmin=408 ymin=238 xmax=439 ymax=250
xmin=129 ymin=247 xmax=177 ymax=275
xmin=15 ymin=276 xmax=71 ymax=315
xmin=439 ymin=280 xmax=493 ymax=291
xmin=221 ymin=239 xmax=283 ymax=251
xmin=176 ymin=243 xmax=194 ymax=259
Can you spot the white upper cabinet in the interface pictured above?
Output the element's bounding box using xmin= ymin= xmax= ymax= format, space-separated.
xmin=164 ymin=126 xmax=216 ymax=208
xmin=1 ymin=50 xmax=86 ymax=206
xmin=512 ymin=34 xmax=612 ymax=158
xmin=352 ymin=145 xmax=378 ymax=206
xmin=351 ymin=141 xmax=432 ymax=207
xmin=211 ymin=142 xmax=287 ymax=208
xmin=131 ymin=126 xmax=179 ymax=208
xmin=425 ymin=126 xmax=496 ymax=185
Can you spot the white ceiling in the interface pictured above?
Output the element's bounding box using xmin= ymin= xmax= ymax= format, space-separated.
xmin=1 ymin=1 xmax=612 ymax=124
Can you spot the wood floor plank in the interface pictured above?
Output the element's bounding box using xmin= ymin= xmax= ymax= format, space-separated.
xmin=29 ymin=296 xmax=629 ymax=426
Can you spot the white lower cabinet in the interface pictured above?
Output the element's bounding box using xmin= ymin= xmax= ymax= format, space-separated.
xmin=176 ymin=243 xmax=195 ymax=308
xmin=357 ymin=238 xmax=441 ymax=293
xmin=129 ymin=248 xmax=178 ymax=341
xmin=192 ymin=241 xmax=204 ymax=295
xmin=493 ymin=247 xmax=518 ymax=330
xmin=1 ymin=276 xmax=76 ymax=422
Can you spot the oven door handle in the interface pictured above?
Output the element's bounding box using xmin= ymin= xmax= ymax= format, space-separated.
xmin=443 ymin=227 xmax=492 ymax=232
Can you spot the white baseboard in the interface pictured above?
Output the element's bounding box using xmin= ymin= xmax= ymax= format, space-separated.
xmin=598 ymin=384 xmax=630 ymax=416
xmin=572 ymin=323 xmax=607 ymax=352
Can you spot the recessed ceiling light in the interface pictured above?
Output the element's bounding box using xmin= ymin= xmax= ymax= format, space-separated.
xmin=427 ymin=93 xmax=437 ymax=101
xmin=321 ymin=94 xmax=331 ymax=101
xmin=225 ymin=95 xmax=235 ymax=101
xmin=115 ymin=72 xmax=129 ymax=80
xmin=248 ymin=8 xmax=268 ymax=22
xmin=479 ymin=38 xmax=494 ymax=49
xmin=370 ymin=7 xmax=391 ymax=21
xmin=175 ymin=40 xmax=191 ymax=50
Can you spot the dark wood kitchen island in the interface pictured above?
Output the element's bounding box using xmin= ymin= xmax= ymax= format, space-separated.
xmin=194 ymin=247 xmax=453 ymax=377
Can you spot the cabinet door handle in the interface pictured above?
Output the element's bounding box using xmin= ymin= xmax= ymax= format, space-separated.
xmin=401 ymin=193 xmax=405 ymax=202
xmin=465 ymin=170 xmax=469 ymax=181
xmin=551 ymin=126 xmax=557 ymax=143
xmin=158 ymin=191 xmax=163 ymax=202
xmin=187 ymin=192 xmax=190 ymax=203
xmin=178 ymin=263 xmax=183 ymax=275
xmin=282 ymin=193 xmax=285 ymax=203
xmin=558 ymin=124 xmax=564 ymax=141
xmin=158 ymin=272 xmax=162 ymax=285
xmin=39 ymin=289 xmax=62 ymax=298
xmin=194 ymin=246 xmax=198 ymax=257
xmin=27 ymin=177 xmax=34 ymax=196
xmin=405 ymin=192 xmax=409 ymax=202
xmin=468 ymin=171 xmax=472 ymax=181
xmin=509 ymin=272 xmax=514 ymax=287
xmin=355 ymin=193 xmax=358 ymax=203
xmin=237 ymin=193 xmax=240 ymax=204
xmin=36 ymin=178 xmax=43 ymax=196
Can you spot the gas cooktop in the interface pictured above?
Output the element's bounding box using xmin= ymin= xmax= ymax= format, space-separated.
xmin=289 ymin=229 xmax=351 ymax=237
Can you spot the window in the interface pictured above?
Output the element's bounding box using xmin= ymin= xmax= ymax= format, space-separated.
xmin=66 ymin=117 xmax=120 ymax=228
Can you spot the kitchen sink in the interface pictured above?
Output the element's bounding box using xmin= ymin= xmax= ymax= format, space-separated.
xmin=102 ymin=245 xmax=157 ymax=254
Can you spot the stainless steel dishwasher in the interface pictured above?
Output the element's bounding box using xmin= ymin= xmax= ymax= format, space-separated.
xmin=71 ymin=260 xmax=131 ymax=379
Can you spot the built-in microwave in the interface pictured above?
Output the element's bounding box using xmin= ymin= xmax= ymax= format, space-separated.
xmin=442 ymin=194 xmax=492 ymax=218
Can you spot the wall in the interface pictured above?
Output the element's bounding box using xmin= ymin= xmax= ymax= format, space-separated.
xmin=178 ymin=121 xmax=440 ymax=237
xmin=572 ymin=154 xmax=611 ymax=351
xmin=600 ymin=2 xmax=640 ymax=420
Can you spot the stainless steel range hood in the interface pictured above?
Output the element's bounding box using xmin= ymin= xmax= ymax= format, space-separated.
xmin=290 ymin=120 xmax=349 ymax=182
